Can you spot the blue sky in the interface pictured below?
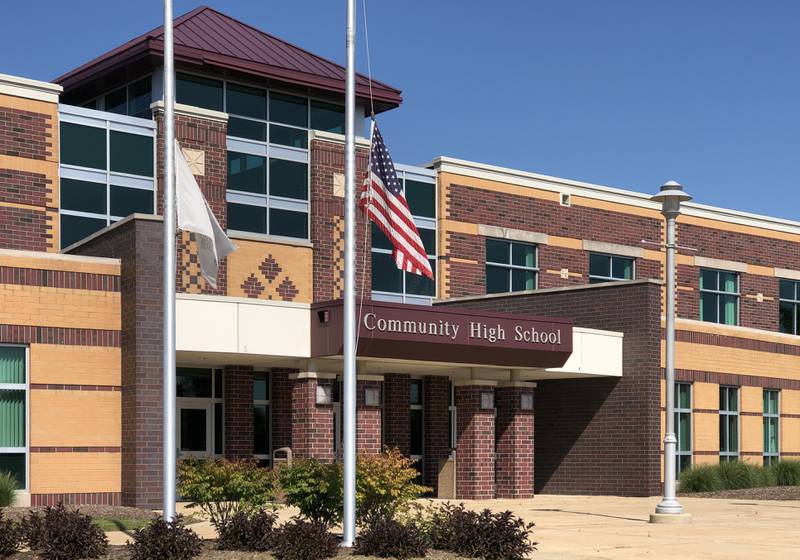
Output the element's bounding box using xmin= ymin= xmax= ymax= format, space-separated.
xmin=1 ymin=1 xmax=797 ymax=219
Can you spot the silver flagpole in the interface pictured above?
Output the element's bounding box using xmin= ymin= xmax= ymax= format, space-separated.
xmin=162 ymin=0 xmax=177 ymax=522
xmin=342 ymin=0 xmax=357 ymax=547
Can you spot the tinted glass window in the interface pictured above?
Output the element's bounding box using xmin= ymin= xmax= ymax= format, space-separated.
xmin=104 ymin=87 xmax=127 ymax=115
xmin=486 ymin=265 xmax=509 ymax=293
xmin=486 ymin=239 xmax=509 ymax=264
xmin=110 ymin=185 xmax=153 ymax=217
xmin=612 ymin=257 xmax=634 ymax=279
xmin=371 ymin=223 xmax=393 ymax=251
xmin=410 ymin=409 xmax=423 ymax=456
xmin=61 ymin=123 xmax=106 ymax=170
xmin=214 ymin=402 xmax=223 ymax=455
xmin=228 ymin=203 xmax=266 ymax=233
xmin=372 ymin=252 xmax=402 ymax=293
xmin=176 ymin=368 xmax=212 ymax=398
xmin=176 ymin=73 xmax=223 ymax=111
xmin=269 ymin=92 xmax=308 ymax=127
xmin=269 ymin=208 xmax=307 ymax=239
xmin=512 ymin=243 xmax=536 ymax=267
xmin=60 ymin=178 xmax=106 ymax=214
xmin=254 ymin=404 xmax=269 ymax=455
xmin=310 ymin=100 xmax=344 ymax=133
xmin=180 ymin=409 xmax=207 ymax=452
xmin=254 ymin=373 xmax=269 ymax=401
xmin=405 ymin=180 xmax=435 ymax=218
xmin=418 ymin=227 xmax=436 ymax=256
xmin=110 ymin=131 xmax=153 ymax=176
xmin=269 ymin=159 xmax=307 ymax=200
xmin=128 ymin=77 xmax=152 ymax=117
xmin=700 ymin=269 xmax=717 ymax=290
xmin=406 ymin=260 xmax=436 ymax=296
xmin=780 ymin=280 xmax=796 ymax=301
xmin=226 ymin=83 xmax=266 ymax=119
xmin=589 ymin=253 xmax=611 ymax=278
xmin=0 ymin=454 xmax=25 ymax=488
xmin=511 ymin=268 xmax=535 ymax=291
xmin=228 ymin=117 xmax=266 ymax=141
xmin=228 ymin=152 xmax=266 ymax=194
xmin=270 ymin=124 xmax=308 ymax=148
xmin=60 ymin=214 xmax=106 ymax=248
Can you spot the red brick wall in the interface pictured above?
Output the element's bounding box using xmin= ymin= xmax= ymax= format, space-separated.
xmin=224 ymin=365 xmax=254 ymax=458
xmin=495 ymin=386 xmax=534 ymax=498
xmin=383 ymin=374 xmax=410 ymax=454
xmin=454 ymin=385 xmax=495 ymax=499
xmin=423 ymin=376 xmax=450 ymax=493
xmin=356 ymin=379 xmax=382 ymax=454
xmin=0 ymin=205 xmax=50 ymax=251
xmin=291 ymin=377 xmax=334 ymax=461
xmin=0 ymin=107 xmax=54 ymax=160
xmin=0 ymin=169 xmax=52 ymax=207
xmin=270 ymin=369 xmax=295 ymax=453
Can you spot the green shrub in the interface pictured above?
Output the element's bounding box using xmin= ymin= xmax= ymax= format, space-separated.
xmin=272 ymin=518 xmax=338 ymax=560
xmin=0 ymin=510 xmax=22 ymax=558
xmin=428 ymin=503 xmax=536 ymax=560
xmin=0 ymin=472 xmax=16 ymax=508
xmin=354 ymin=515 xmax=428 ymax=559
xmin=356 ymin=448 xmax=430 ymax=522
xmin=755 ymin=464 xmax=778 ymax=487
xmin=278 ymin=459 xmax=343 ymax=525
xmin=717 ymin=460 xmax=759 ymax=490
xmin=22 ymin=503 xmax=108 ymax=560
xmin=217 ymin=509 xmax=277 ymax=551
xmin=770 ymin=460 xmax=800 ymax=486
xmin=129 ymin=516 xmax=202 ymax=560
xmin=177 ymin=458 xmax=277 ymax=529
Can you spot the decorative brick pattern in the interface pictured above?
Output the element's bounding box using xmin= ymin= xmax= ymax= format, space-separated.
xmin=454 ymin=385 xmax=495 ymax=499
xmin=224 ymin=365 xmax=254 ymax=458
xmin=31 ymin=492 xmax=121 ymax=506
xmin=0 ymin=324 xmax=120 ymax=347
xmin=356 ymin=379 xmax=382 ymax=454
xmin=423 ymin=376 xmax=450 ymax=494
xmin=30 ymin=384 xmax=120 ymax=391
xmin=0 ymin=168 xmax=52 ymax=207
xmin=31 ymin=446 xmax=120 ymax=453
xmin=495 ymin=386 xmax=535 ymax=498
xmin=277 ymin=276 xmax=298 ymax=301
xmin=0 ymin=205 xmax=50 ymax=251
xmin=260 ymin=255 xmax=282 ymax=282
xmin=291 ymin=377 xmax=334 ymax=461
xmin=383 ymin=374 xmax=410 ymax=454
xmin=675 ymin=369 xmax=800 ymax=391
xmin=0 ymin=107 xmax=54 ymax=160
xmin=241 ymin=274 xmax=265 ymax=298
xmin=0 ymin=266 xmax=119 ymax=291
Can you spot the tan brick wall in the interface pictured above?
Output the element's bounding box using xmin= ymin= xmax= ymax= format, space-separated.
xmin=29 ymin=453 xmax=120 ymax=494
xmin=671 ymin=341 xmax=800 ymax=381
xmin=226 ymin=239 xmax=313 ymax=302
xmin=31 ymin=390 xmax=120 ymax=447
xmin=30 ymin=344 xmax=120 ymax=386
xmin=694 ymin=412 xmax=719 ymax=454
xmin=0 ymin=284 xmax=120 ymax=330
xmin=0 ymin=250 xmax=120 ymax=275
xmin=694 ymin=382 xmax=719 ymax=410
xmin=741 ymin=415 xmax=762 ymax=455
xmin=741 ymin=386 xmax=762 ymax=414
xmin=783 ymin=417 xmax=800 ymax=454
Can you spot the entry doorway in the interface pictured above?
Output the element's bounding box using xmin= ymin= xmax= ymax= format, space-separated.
xmin=177 ymin=401 xmax=213 ymax=457
xmin=175 ymin=367 xmax=224 ymax=459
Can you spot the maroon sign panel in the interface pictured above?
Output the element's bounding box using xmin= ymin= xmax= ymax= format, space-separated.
xmin=311 ymin=300 xmax=573 ymax=369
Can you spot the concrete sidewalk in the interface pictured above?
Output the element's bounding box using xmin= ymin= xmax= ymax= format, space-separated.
xmin=462 ymin=495 xmax=800 ymax=560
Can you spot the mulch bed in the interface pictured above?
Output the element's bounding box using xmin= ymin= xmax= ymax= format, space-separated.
xmin=3 ymin=504 xmax=157 ymax=523
xmin=679 ymin=485 xmax=800 ymax=501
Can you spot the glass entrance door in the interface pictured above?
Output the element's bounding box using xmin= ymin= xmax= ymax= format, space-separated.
xmin=177 ymin=400 xmax=213 ymax=457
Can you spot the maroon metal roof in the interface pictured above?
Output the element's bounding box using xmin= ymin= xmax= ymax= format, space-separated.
xmin=55 ymin=6 xmax=402 ymax=109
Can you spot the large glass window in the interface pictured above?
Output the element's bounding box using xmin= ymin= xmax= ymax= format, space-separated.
xmin=89 ymin=76 xmax=152 ymax=118
xmin=763 ymin=390 xmax=779 ymax=466
xmin=485 ymin=239 xmax=538 ymax=294
xmin=589 ymin=253 xmax=634 ymax=283
xmin=700 ymin=269 xmax=739 ymax=325
xmin=779 ymin=279 xmax=799 ymax=335
xmin=719 ymin=386 xmax=739 ymax=462
xmin=254 ymin=372 xmax=271 ymax=464
xmin=310 ymin=100 xmax=345 ymax=134
xmin=59 ymin=108 xmax=156 ymax=249
xmin=0 ymin=346 xmax=27 ymax=490
xmin=371 ymin=168 xmax=437 ymax=304
xmin=176 ymin=367 xmax=223 ymax=456
xmin=675 ymin=383 xmax=692 ymax=476
xmin=177 ymin=73 xmax=223 ymax=111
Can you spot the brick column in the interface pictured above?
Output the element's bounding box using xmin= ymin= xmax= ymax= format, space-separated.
xmin=224 ymin=365 xmax=254 ymax=458
xmin=495 ymin=384 xmax=535 ymax=498
xmin=455 ymin=384 xmax=495 ymax=499
xmin=424 ymin=376 xmax=450 ymax=493
xmin=270 ymin=369 xmax=294 ymax=453
xmin=357 ymin=379 xmax=383 ymax=454
xmin=291 ymin=375 xmax=334 ymax=461
xmin=383 ymin=374 xmax=410 ymax=454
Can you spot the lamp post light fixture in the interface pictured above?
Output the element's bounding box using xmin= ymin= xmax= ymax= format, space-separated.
xmin=650 ymin=180 xmax=692 ymax=523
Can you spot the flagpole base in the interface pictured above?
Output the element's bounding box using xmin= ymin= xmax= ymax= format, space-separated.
xmin=649 ymin=512 xmax=692 ymax=524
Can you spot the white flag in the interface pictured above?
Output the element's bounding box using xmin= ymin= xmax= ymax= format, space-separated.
xmin=176 ymin=141 xmax=236 ymax=288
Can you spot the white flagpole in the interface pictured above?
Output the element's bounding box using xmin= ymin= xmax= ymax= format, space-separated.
xmin=342 ymin=0 xmax=357 ymax=547
xmin=162 ymin=0 xmax=177 ymax=522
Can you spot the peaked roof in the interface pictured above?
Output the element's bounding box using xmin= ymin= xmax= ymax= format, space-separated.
xmin=55 ymin=5 xmax=402 ymax=110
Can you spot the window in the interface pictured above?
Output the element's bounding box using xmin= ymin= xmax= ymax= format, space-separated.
xmin=719 ymin=386 xmax=739 ymax=462
xmin=409 ymin=379 xmax=424 ymax=480
xmin=0 ymin=346 xmax=27 ymax=491
xmin=675 ymin=383 xmax=692 ymax=476
xmin=485 ymin=239 xmax=537 ymax=294
xmin=371 ymin=167 xmax=437 ymax=304
xmin=763 ymin=390 xmax=779 ymax=466
xmin=176 ymin=367 xmax=223 ymax=456
xmin=310 ymin=100 xmax=345 ymax=134
xmin=87 ymin=76 xmax=152 ymax=118
xmin=177 ymin=73 xmax=223 ymax=111
xmin=589 ymin=253 xmax=634 ymax=283
xmin=779 ymin=279 xmax=799 ymax=335
xmin=700 ymin=269 xmax=739 ymax=325
xmin=254 ymin=372 xmax=271 ymax=465
xmin=59 ymin=107 xmax=156 ymax=249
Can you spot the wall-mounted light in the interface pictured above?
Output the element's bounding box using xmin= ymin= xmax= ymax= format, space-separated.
xmin=480 ymin=391 xmax=494 ymax=410
xmin=364 ymin=386 xmax=381 ymax=407
xmin=520 ymin=393 xmax=534 ymax=411
xmin=316 ymin=382 xmax=333 ymax=405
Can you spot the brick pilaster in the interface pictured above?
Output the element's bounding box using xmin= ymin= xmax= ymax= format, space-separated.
xmin=224 ymin=365 xmax=254 ymax=458
xmin=423 ymin=376 xmax=450 ymax=493
xmin=356 ymin=379 xmax=382 ymax=454
xmin=495 ymin=385 xmax=535 ymax=498
xmin=270 ymin=369 xmax=294 ymax=453
xmin=291 ymin=376 xmax=334 ymax=461
xmin=454 ymin=384 xmax=495 ymax=499
xmin=383 ymin=374 xmax=410 ymax=454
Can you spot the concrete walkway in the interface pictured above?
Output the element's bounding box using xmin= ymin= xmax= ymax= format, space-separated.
xmin=107 ymin=495 xmax=800 ymax=559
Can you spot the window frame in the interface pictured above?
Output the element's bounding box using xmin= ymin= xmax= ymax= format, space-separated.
xmin=779 ymin=279 xmax=799 ymax=335
xmin=370 ymin=165 xmax=438 ymax=305
xmin=588 ymin=252 xmax=636 ymax=283
xmin=700 ymin=269 xmax=740 ymax=326
xmin=0 ymin=344 xmax=29 ymax=492
xmin=253 ymin=371 xmax=272 ymax=466
xmin=409 ymin=378 xmax=425 ymax=476
xmin=448 ymin=381 xmax=457 ymax=459
xmin=719 ymin=386 xmax=740 ymax=462
xmin=674 ymin=382 xmax=692 ymax=477
xmin=81 ymin=74 xmax=153 ymax=118
xmin=58 ymin=105 xmax=157 ymax=249
xmin=763 ymin=389 xmax=780 ymax=466
xmin=485 ymin=239 xmax=539 ymax=294
xmin=175 ymin=367 xmax=224 ymax=458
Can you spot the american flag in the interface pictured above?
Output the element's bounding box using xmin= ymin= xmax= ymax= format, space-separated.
xmin=359 ymin=125 xmax=434 ymax=279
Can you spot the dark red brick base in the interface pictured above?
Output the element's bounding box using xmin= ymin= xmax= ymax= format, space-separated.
xmin=31 ymin=492 xmax=121 ymax=506
xmin=495 ymin=385 xmax=535 ymax=498
xmin=454 ymin=384 xmax=495 ymax=499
